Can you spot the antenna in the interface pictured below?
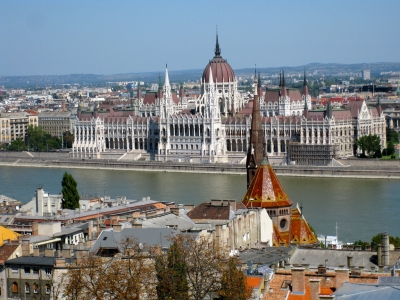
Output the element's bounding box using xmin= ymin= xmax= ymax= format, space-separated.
xmin=335 ymin=222 xmax=339 ymax=245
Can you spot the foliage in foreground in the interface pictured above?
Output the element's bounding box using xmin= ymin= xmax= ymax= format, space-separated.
xmin=63 ymin=234 xmax=251 ymax=300
xmin=356 ymin=134 xmax=381 ymax=157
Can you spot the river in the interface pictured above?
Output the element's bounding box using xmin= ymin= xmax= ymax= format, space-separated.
xmin=0 ymin=165 xmax=398 ymax=243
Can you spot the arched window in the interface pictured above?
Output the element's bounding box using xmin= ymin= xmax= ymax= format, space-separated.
xmin=33 ymin=283 xmax=39 ymax=294
xmin=25 ymin=283 xmax=30 ymax=293
xmin=12 ymin=282 xmax=18 ymax=293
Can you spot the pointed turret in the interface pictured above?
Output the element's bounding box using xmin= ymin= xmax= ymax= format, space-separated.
xmin=279 ymin=70 xmax=282 ymax=87
xmin=326 ymin=99 xmax=332 ymax=119
xmin=302 ymin=70 xmax=309 ymax=96
xmin=246 ymin=69 xmax=264 ymax=188
xmin=215 ymin=30 xmax=221 ymax=57
xmin=164 ymin=64 xmax=170 ymax=88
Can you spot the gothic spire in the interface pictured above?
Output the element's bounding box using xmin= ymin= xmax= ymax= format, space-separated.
xmin=215 ymin=29 xmax=221 ymax=57
xmin=246 ymin=69 xmax=264 ymax=188
xmin=164 ymin=64 xmax=170 ymax=87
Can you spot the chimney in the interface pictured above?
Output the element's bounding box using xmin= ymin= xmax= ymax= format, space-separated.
xmin=33 ymin=248 xmax=40 ymax=257
xmin=55 ymin=258 xmax=66 ymax=268
xmin=62 ymin=100 xmax=66 ymax=112
xmin=131 ymin=223 xmax=143 ymax=228
xmin=291 ymin=267 xmax=305 ymax=295
xmin=319 ymin=296 xmax=335 ymax=300
xmin=228 ymin=200 xmax=237 ymax=211
xmin=21 ymin=240 xmax=31 ymax=256
xmin=335 ymin=268 xmax=349 ymax=290
xmin=45 ymin=248 xmax=55 ymax=257
xmin=88 ymin=220 xmax=94 ymax=240
xmin=377 ymin=244 xmax=382 ymax=267
xmin=75 ymin=249 xmax=89 ymax=263
xmin=32 ymin=222 xmax=39 ymax=236
xmin=347 ymin=256 xmax=353 ymax=269
xmin=62 ymin=247 xmax=72 ymax=259
xmin=113 ymin=223 xmax=122 ymax=232
xmin=309 ymin=279 xmax=321 ymax=300
xmin=170 ymin=207 xmax=180 ymax=216
xmin=382 ymin=232 xmax=389 ymax=266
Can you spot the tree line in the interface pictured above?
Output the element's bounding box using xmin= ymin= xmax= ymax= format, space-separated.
xmin=64 ymin=234 xmax=252 ymax=300
xmin=4 ymin=125 xmax=74 ymax=151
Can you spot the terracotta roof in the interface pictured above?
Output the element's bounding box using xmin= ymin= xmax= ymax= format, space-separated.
xmin=246 ymin=276 xmax=263 ymax=288
xmin=242 ymin=158 xmax=293 ymax=208
xmin=346 ymin=101 xmax=364 ymax=118
xmin=186 ymin=202 xmax=231 ymax=222
xmin=289 ymin=207 xmax=318 ymax=245
xmin=0 ymin=243 xmax=19 ymax=264
xmin=272 ymin=224 xmax=286 ymax=247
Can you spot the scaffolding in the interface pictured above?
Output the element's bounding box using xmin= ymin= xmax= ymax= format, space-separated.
xmin=287 ymin=142 xmax=338 ymax=166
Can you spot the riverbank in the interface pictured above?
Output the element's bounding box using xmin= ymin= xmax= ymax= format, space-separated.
xmin=1 ymin=152 xmax=400 ymax=179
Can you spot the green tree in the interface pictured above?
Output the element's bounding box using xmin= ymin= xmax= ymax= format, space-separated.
xmin=63 ymin=131 xmax=75 ymax=148
xmin=356 ymin=134 xmax=381 ymax=157
xmin=7 ymin=138 xmax=26 ymax=151
xmin=155 ymin=241 xmax=189 ymax=300
xmin=61 ymin=172 xmax=80 ymax=209
xmin=218 ymin=257 xmax=252 ymax=300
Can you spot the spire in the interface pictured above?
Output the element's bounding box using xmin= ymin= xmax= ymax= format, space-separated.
xmin=215 ymin=29 xmax=221 ymax=57
xmin=246 ymin=71 xmax=264 ymax=188
xmin=326 ymin=99 xmax=332 ymax=119
xmin=209 ymin=65 xmax=214 ymax=84
xmin=164 ymin=64 xmax=170 ymax=87
xmin=258 ymin=72 xmax=261 ymax=88
xmin=279 ymin=70 xmax=282 ymax=87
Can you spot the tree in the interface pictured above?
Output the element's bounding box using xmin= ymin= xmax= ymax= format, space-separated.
xmin=218 ymin=257 xmax=252 ymax=300
xmin=7 ymin=138 xmax=26 ymax=151
xmin=61 ymin=172 xmax=80 ymax=209
xmin=63 ymin=131 xmax=75 ymax=148
xmin=356 ymin=134 xmax=381 ymax=157
xmin=64 ymin=238 xmax=158 ymax=300
xmin=155 ymin=240 xmax=189 ymax=300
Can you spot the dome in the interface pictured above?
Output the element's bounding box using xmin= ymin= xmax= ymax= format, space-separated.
xmin=202 ymin=57 xmax=235 ymax=83
xmin=202 ymin=34 xmax=235 ymax=83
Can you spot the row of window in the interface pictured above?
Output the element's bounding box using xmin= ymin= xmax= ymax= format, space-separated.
xmin=12 ymin=282 xmax=51 ymax=294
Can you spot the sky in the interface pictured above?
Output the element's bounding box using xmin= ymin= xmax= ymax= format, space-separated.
xmin=1 ymin=0 xmax=400 ymax=76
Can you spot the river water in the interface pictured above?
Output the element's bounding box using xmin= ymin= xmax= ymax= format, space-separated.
xmin=0 ymin=165 xmax=398 ymax=243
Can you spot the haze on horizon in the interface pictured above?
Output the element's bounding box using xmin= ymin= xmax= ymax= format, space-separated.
xmin=1 ymin=0 xmax=399 ymax=77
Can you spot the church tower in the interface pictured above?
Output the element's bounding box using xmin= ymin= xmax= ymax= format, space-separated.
xmin=161 ymin=65 xmax=174 ymax=118
xmin=246 ymin=70 xmax=264 ymax=188
xmin=278 ymin=70 xmax=291 ymax=116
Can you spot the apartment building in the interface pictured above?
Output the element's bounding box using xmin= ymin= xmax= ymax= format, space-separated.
xmin=38 ymin=112 xmax=73 ymax=138
xmin=0 ymin=112 xmax=38 ymax=144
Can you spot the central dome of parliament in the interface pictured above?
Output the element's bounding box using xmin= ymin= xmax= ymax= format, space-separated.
xmin=202 ymin=34 xmax=235 ymax=83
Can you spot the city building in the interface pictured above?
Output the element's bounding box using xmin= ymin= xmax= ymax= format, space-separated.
xmin=38 ymin=111 xmax=73 ymax=138
xmin=0 ymin=112 xmax=38 ymax=145
xmin=363 ymin=69 xmax=371 ymax=80
xmin=72 ymin=34 xmax=386 ymax=165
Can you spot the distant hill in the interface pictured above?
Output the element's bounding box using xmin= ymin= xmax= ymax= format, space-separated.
xmin=1 ymin=62 xmax=400 ymax=88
